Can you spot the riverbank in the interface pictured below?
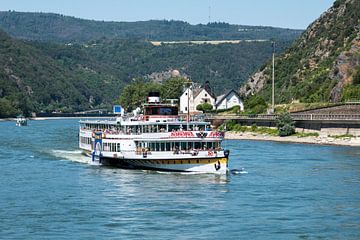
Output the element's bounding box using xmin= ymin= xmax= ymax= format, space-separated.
xmin=225 ymin=131 xmax=360 ymax=147
xmin=0 ymin=116 xmax=112 ymax=121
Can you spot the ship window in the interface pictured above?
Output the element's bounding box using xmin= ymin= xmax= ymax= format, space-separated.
xmin=117 ymin=143 xmax=121 ymax=152
xmin=166 ymin=143 xmax=170 ymax=151
xmin=181 ymin=142 xmax=187 ymax=150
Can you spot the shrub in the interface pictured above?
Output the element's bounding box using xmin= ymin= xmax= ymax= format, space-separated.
xmin=244 ymin=95 xmax=268 ymax=114
xmin=295 ymin=132 xmax=319 ymax=138
xmin=196 ymin=103 xmax=213 ymax=112
xmin=276 ymin=112 xmax=295 ymax=136
xmin=353 ymin=67 xmax=360 ymax=85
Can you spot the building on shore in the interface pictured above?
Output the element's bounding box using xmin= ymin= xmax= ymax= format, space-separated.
xmin=179 ymin=81 xmax=244 ymax=113
xmin=215 ymin=90 xmax=244 ymax=111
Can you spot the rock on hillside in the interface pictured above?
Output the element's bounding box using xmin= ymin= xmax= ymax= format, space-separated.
xmin=240 ymin=0 xmax=360 ymax=103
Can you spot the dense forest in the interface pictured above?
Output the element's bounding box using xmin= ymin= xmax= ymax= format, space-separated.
xmin=0 ymin=29 xmax=121 ymax=117
xmin=0 ymin=11 xmax=302 ymax=43
xmin=0 ymin=11 xmax=305 ymax=117
xmin=0 ymin=29 xmax=293 ymax=117
xmin=241 ymin=0 xmax=360 ymax=104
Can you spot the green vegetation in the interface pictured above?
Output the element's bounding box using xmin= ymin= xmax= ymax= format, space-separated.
xmin=0 ymin=27 xmax=295 ymax=117
xmin=341 ymin=67 xmax=360 ymax=101
xmin=0 ymin=29 xmax=129 ymax=117
xmin=328 ymin=134 xmax=355 ymax=139
xmin=341 ymin=85 xmax=360 ymax=102
xmin=353 ymin=67 xmax=360 ymax=85
xmin=0 ymin=98 xmax=21 ymax=117
xmin=196 ymin=103 xmax=213 ymax=112
xmin=115 ymin=77 xmax=187 ymax=111
xmin=276 ymin=112 xmax=295 ymax=136
xmin=219 ymin=120 xmax=279 ymax=136
xmin=244 ymin=0 xmax=360 ymax=104
xmin=243 ymin=95 xmax=268 ymax=114
xmin=0 ymin=11 xmax=302 ymax=43
xmin=295 ymin=132 xmax=320 ymax=138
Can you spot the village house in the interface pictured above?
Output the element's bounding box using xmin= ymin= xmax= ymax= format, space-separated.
xmin=215 ymin=90 xmax=244 ymax=111
xmin=179 ymin=81 xmax=244 ymax=113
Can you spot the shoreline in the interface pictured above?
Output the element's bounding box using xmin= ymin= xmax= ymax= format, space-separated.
xmin=2 ymin=118 xmax=359 ymax=147
xmin=0 ymin=116 xmax=112 ymax=121
xmin=224 ymin=131 xmax=360 ymax=147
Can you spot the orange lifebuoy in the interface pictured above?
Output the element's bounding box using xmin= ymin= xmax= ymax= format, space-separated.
xmin=208 ymin=151 xmax=214 ymax=156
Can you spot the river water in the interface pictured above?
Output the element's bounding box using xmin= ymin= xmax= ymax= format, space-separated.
xmin=0 ymin=119 xmax=360 ymax=239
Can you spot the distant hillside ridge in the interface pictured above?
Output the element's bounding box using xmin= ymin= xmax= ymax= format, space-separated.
xmin=240 ymin=0 xmax=360 ymax=103
xmin=0 ymin=11 xmax=303 ymax=43
xmin=0 ymin=29 xmax=126 ymax=117
xmin=0 ymin=27 xmax=293 ymax=117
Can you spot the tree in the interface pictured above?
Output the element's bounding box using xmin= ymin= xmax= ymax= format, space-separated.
xmin=0 ymin=98 xmax=21 ymax=117
xmin=276 ymin=112 xmax=295 ymax=136
xmin=353 ymin=67 xmax=360 ymax=85
xmin=244 ymin=95 xmax=268 ymax=114
xmin=161 ymin=77 xmax=188 ymax=100
xmin=116 ymin=78 xmax=161 ymax=111
xmin=196 ymin=103 xmax=213 ymax=112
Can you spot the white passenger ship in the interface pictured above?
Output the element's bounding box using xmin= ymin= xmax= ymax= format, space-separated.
xmin=79 ymin=93 xmax=229 ymax=174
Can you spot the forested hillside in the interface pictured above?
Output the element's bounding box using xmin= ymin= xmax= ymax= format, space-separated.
xmin=240 ymin=0 xmax=360 ymax=103
xmin=0 ymin=30 xmax=292 ymax=117
xmin=0 ymin=11 xmax=302 ymax=43
xmin=0 ymin=30 xmax=125 ymax=117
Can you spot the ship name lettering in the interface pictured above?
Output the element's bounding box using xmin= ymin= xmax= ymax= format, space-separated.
xmin=170 ymin=131 xmax=195 ymax=138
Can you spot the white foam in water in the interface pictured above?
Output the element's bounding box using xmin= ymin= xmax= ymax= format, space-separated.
xmin=230 ymin=168 xmax=248 ymax=175
xmin=51 ymin=150 xmax=90 ymax=164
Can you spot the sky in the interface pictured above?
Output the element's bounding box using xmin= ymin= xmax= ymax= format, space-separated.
xmin=1 ymin=0 xmax=335 ymax=29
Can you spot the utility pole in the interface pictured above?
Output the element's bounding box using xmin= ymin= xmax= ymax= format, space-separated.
xmin=208 ymin=1 xmax=211 ymax=23
xmin=272 ymin=41 xmax=275 ymax=114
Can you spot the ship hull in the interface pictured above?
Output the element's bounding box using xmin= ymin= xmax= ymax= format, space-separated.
xmin=83 ymin=151 xmax=228 ymax=174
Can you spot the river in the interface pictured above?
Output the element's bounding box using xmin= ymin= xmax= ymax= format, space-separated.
xmin=0 ymin=119 xmax=359 ymax=239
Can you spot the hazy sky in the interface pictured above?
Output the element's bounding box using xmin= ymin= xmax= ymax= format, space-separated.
xmin=1 ymin=0 xmax=335 ymax=29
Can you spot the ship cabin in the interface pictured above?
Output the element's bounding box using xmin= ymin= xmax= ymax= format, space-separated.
xmin=79 ymin=91 xmax=224 ymax=155
xmin=79 ymin=120 xmax=212 ymax=135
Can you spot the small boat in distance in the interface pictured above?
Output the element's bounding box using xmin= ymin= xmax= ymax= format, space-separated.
xmin=16 ymin=115 xmax=27 ymax=126
xmin=79 ymin=92 xmax=230 ymax=174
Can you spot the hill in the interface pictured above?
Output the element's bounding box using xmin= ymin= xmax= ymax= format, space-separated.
xmin=0 ymin=11 xmax=302 ymax=43
xmin=240 ymin=0 xmax=360 ymax=103
xmin=0 ymin=30 xmax=125 ymax=117
xmin=0 ymin=28 xmax=294 ymax=117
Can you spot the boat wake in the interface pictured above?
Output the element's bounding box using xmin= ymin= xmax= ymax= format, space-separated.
xmin=230 ymin=168 xmax=248 ymax=175
xmin=153 ymin=171 xmax=210 ymax=175
xmin=50 ymin=150 xmax=90 ymax=164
